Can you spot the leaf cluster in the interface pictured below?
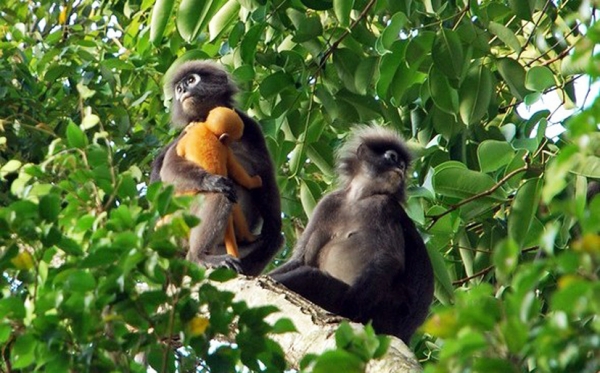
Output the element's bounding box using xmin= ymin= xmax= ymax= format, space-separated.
xmin=1 ymin=0 xmax=600 ymax=371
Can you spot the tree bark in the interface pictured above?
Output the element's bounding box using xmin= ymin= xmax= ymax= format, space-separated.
xmin=217 ymin=275 xmax=423 ymax=373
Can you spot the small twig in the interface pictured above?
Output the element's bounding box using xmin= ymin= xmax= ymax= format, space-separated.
xmin=426 ymin=165 xmax=529 ymax=230
xmin=318 ymin=0 xmax=377 ymax=67
xmin=498 ymin=74 xmax=583 ymax=111
xmin=453 ymin=265 xmax=494 ymax=286
xmin=517 ymin=0 xmax=552 ymax=61
xmin=451 ymin=4 xmax=470 ymax=31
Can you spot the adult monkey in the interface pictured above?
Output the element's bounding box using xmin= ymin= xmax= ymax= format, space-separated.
xmin=269 ymin=127 xmax=434 ymax=343
xmin=151 ymin=60 xmax=283 ymax=276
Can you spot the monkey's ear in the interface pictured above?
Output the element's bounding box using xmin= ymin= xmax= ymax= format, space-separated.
xmin=356 ymin=143 xmax=366 ymax=159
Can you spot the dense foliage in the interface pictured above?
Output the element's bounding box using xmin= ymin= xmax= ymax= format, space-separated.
xmin=1 ymin=0 xmax=599 ymax=371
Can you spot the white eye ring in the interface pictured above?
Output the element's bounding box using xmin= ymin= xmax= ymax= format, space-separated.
xmin=187 ymin=74 xmax=201 ymax=85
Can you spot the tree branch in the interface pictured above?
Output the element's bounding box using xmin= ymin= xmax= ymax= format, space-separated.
xmin=319 ymin=0 xmax=377 ymax=68
xmin=426 ymin=165 xmax=529 ymax=230
xmin=216 ymin=276 xmax=423 ymax=373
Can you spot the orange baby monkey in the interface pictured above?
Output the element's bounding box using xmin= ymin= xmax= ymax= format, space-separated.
xmin=176 ymin=107 xmax=263 ymax=258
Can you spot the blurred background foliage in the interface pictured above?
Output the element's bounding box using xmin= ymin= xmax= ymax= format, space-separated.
xmin=1 ymin=0 xmax=599 ymax=371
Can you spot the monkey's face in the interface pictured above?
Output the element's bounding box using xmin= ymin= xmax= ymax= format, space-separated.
xmin=174 ymin=73 xmax=202 ymax=113
xmin=168 ymin=61 xmax=237 ymax=127
xmin=356 ymin=142 xmax=409 ymax=198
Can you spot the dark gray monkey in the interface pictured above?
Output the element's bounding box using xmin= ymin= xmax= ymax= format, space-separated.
xmin=270 ymin=127 xmax=434 ymax=343
xmin=151 ymin=60 xmax=283 ymax=275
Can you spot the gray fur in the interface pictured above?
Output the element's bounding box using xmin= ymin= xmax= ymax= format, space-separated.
xmin=151 ymin=61 xmax=283 ymax=275
xmin=270 ymin=127 xmax=433 ymax=343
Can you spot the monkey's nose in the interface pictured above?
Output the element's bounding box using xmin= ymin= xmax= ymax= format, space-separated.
xmin=175 ymin=84 xmax=186 ymax=100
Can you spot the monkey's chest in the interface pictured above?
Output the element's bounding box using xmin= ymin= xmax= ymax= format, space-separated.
xmin=317 ymin=228 xmax=374 ymax=286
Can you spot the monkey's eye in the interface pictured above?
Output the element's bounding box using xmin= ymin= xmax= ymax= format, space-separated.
xmin=176 ymin=85 xmax=183 ymax=94
xmin=384 ymin=150 xmax=399 ymax=164
xmin=186 ymin=73 xmax=201 ymax=85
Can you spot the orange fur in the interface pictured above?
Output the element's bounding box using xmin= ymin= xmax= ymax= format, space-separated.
xmin=176 ymin=107 xmax=262 ymax=258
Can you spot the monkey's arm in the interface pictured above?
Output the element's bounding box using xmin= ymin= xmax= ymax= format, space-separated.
xmin=270 ymin=266 xmax=350 ymax=315
xmin=233 ymin=112 xmax=284 ymax=275
xmin=226 ymin=149 xmax=262 ymax=189
xmin=269 ymin=195 xmax=338 ymax=275
xmin=159 ymin=140 xmax=236 ymax=202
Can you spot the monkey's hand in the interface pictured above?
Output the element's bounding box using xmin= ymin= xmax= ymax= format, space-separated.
xmin=344 ymin=280 xmax=387 ymax=320
xmin=249 ymin=175 xmax=262 ymax=189
xmin=204 ymin=174 xmax=237 ymax=202
xmin=202 ymin=254 xmax=244 ymax=274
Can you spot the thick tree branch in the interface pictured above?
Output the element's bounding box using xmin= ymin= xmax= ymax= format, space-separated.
xmin=216 ymin=276 xmax=423 ymax=373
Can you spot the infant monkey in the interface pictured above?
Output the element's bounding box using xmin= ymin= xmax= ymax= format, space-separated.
xmin=177 ymin=107 xmax=262 ymax=258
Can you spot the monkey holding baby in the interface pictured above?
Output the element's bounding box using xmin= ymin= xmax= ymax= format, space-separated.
xmin=176 ymin=106 xmax=263 ymax=259
xmin=151 ymin=60 xmax=433 ymax=342
xmin=151 ymin=60 xmax=282 ymax=275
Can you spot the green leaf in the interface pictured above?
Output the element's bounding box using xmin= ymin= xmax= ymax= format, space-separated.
xmin=271 ymin=318 xmax=297 ymax=334
xmin=561 ymin=49 xmax=593 ymax=76
xmin=301 ymin=0 xmax=333 ymax=10
xmin=497 ymin=58 xmax=530 ymax=100
xmin=208 ymin=267 xmax=237 ymax=282
xmin=432 ymin=106 xmax=464 ymax=140
xmin=354 ymin=57 xmax=378 ymax=95
xmin=373 ymin=335 xmax=391 ymax=359
xmin=307 ymin=144 xmax=335 ymax=178
xmin=525 ymin=66 xmax=555 ymax=92
xmin=508 ymin=178 xmax=542 ymax=247
xmin=259 ymin=71 xmax=294 ymax=99
xmin=377 ymin=41 xmax=407 ymax=100
xmin=39 ymin=193 xmax=61 ymax=222
xmin=572 ymin=155 xmax=600 ymax=178
xmin=333 ymin=48 xmax=360 ymax=93
xmin=493 ymin=239 xmax=519 ymax=283
xmin=300 ymin=180 xmax=317 ymax=218
xmin=313 ymin=350 xmax=365 ymax=373
xmin=429 ymin=66 xmax=459 ymax=115
xmin=488 ymin=22 xmax=521 ymax=53
xmin=478 ymin=140 xmax=514 ymax=172
xmin=1 ymin=159 xmax=22 ymax=179
xmin=508 ymin=0 xmax=534 ymax=20
xmin=0 ymin=324 xmax=11 ymax=344
xmin=288 ymin=142 xmax=306 ymax=177
xmin=177 ymin=0 xmax=225 ymax=42
xmin=11 ymin=333 xmax=35 ymax=369
xmin=66 ymin=270 xmax=97 ymax=292
xmin=432 ymin=28 xmax=464 ymax=79
xmin=240 ymin=24 xmax=265 ymax=64
xmin=427 ymin=244 xmax=455 ymax=303
xmin=380 ymin=12 xmax=408 ymax=50
xmin=289 ymin=12 xmax=322 ymax=43
xmin=81 ymin=113 xmax=100 ymax=130
xmin=57 ymin=236 xmax=84 ymax=256
xmin=405 ymin=31 xmax=435 ymax=70
xmin=459 ymin=63 xmax=493 ymax=125
xmin=66 ymin=121 xmax=87 ymax=149
xmin=333 ymin=0 xmax=354 ymax=27
xmin=150 ymin=0 xmax=175 ymax=45
xmin=208 ymin=0 xmax=240 ymax=41
xmin=433 ymin=161 xmax=507 ymax=201
xmin=0 ymin=297 xmax=26 ymax=319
